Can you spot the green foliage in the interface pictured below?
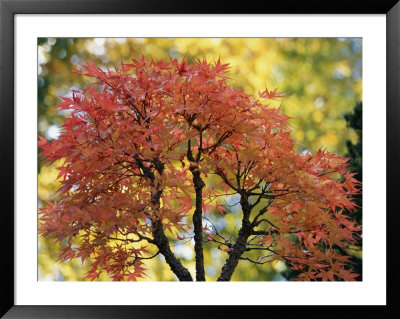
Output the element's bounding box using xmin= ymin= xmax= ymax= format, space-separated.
xmin=345 ymin=102 xmax=362 ymax=189
xmin=344 ymin=101 xmax=363 ymax=279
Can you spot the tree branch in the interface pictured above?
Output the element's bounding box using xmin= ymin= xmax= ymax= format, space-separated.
xmin=133 ymin=154 xmax=193 ymax=281
xmin=215 ymin=169 xmax=239 ymax=192
xmin=239 ymin=254 xmax=275 ymax=264
xmin=251 ymin=229 xmax=279 ymax=236
xmin=217 ymin=192 xmax=253 ymax=281
xmin=251 ymin=201 xmax=273 ymax=227
xmin=150 ymin=219 xmax=192 ymax=281
xmin=187 ymin=140 xmax=206 ymax=281
xmin=202 ymin=130 xmax=232 ymax=155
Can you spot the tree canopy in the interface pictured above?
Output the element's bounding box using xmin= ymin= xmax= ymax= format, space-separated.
xmin=39 ymin=57 xmax=361 ymax=281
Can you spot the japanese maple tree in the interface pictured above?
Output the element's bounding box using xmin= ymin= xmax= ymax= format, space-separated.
xmin=39 ymin=57 xmax=361 ymax=281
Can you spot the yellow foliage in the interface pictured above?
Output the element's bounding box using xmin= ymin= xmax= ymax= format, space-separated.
xmin=38 ymin=159 xmax=63 ymax=200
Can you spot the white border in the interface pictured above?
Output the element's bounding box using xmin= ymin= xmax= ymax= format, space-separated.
xmin=15 ymin=14 xmax=386 ymax=305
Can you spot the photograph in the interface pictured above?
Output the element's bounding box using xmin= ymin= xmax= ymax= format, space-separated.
xmin=37 ymin=37 xmax=363 ymax=282
xmin=2 ymin=3 xmax=398 ymax=316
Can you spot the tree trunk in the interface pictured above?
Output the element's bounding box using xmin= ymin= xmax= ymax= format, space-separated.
xmin=217 ymin=193 xmax=252 ymax=281
xmin=190 ymin=165 xmax=206 ymax=281
xmin=152 ymin=220 xmax=193 ymax=281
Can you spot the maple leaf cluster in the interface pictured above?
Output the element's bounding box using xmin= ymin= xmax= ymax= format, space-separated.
xmin=39 ymin=56 xmax=361 ymax=281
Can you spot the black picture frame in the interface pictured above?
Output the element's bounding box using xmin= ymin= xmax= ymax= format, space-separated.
xmin=1 ymin=0 xmax=399 ymax=318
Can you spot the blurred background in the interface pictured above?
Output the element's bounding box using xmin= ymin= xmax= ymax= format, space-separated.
xmin=38 ymin=38 xmax=362 ymax=281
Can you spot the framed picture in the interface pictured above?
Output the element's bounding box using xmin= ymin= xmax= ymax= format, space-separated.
xmin=1 ymin=0 xmax=398 ymax=318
